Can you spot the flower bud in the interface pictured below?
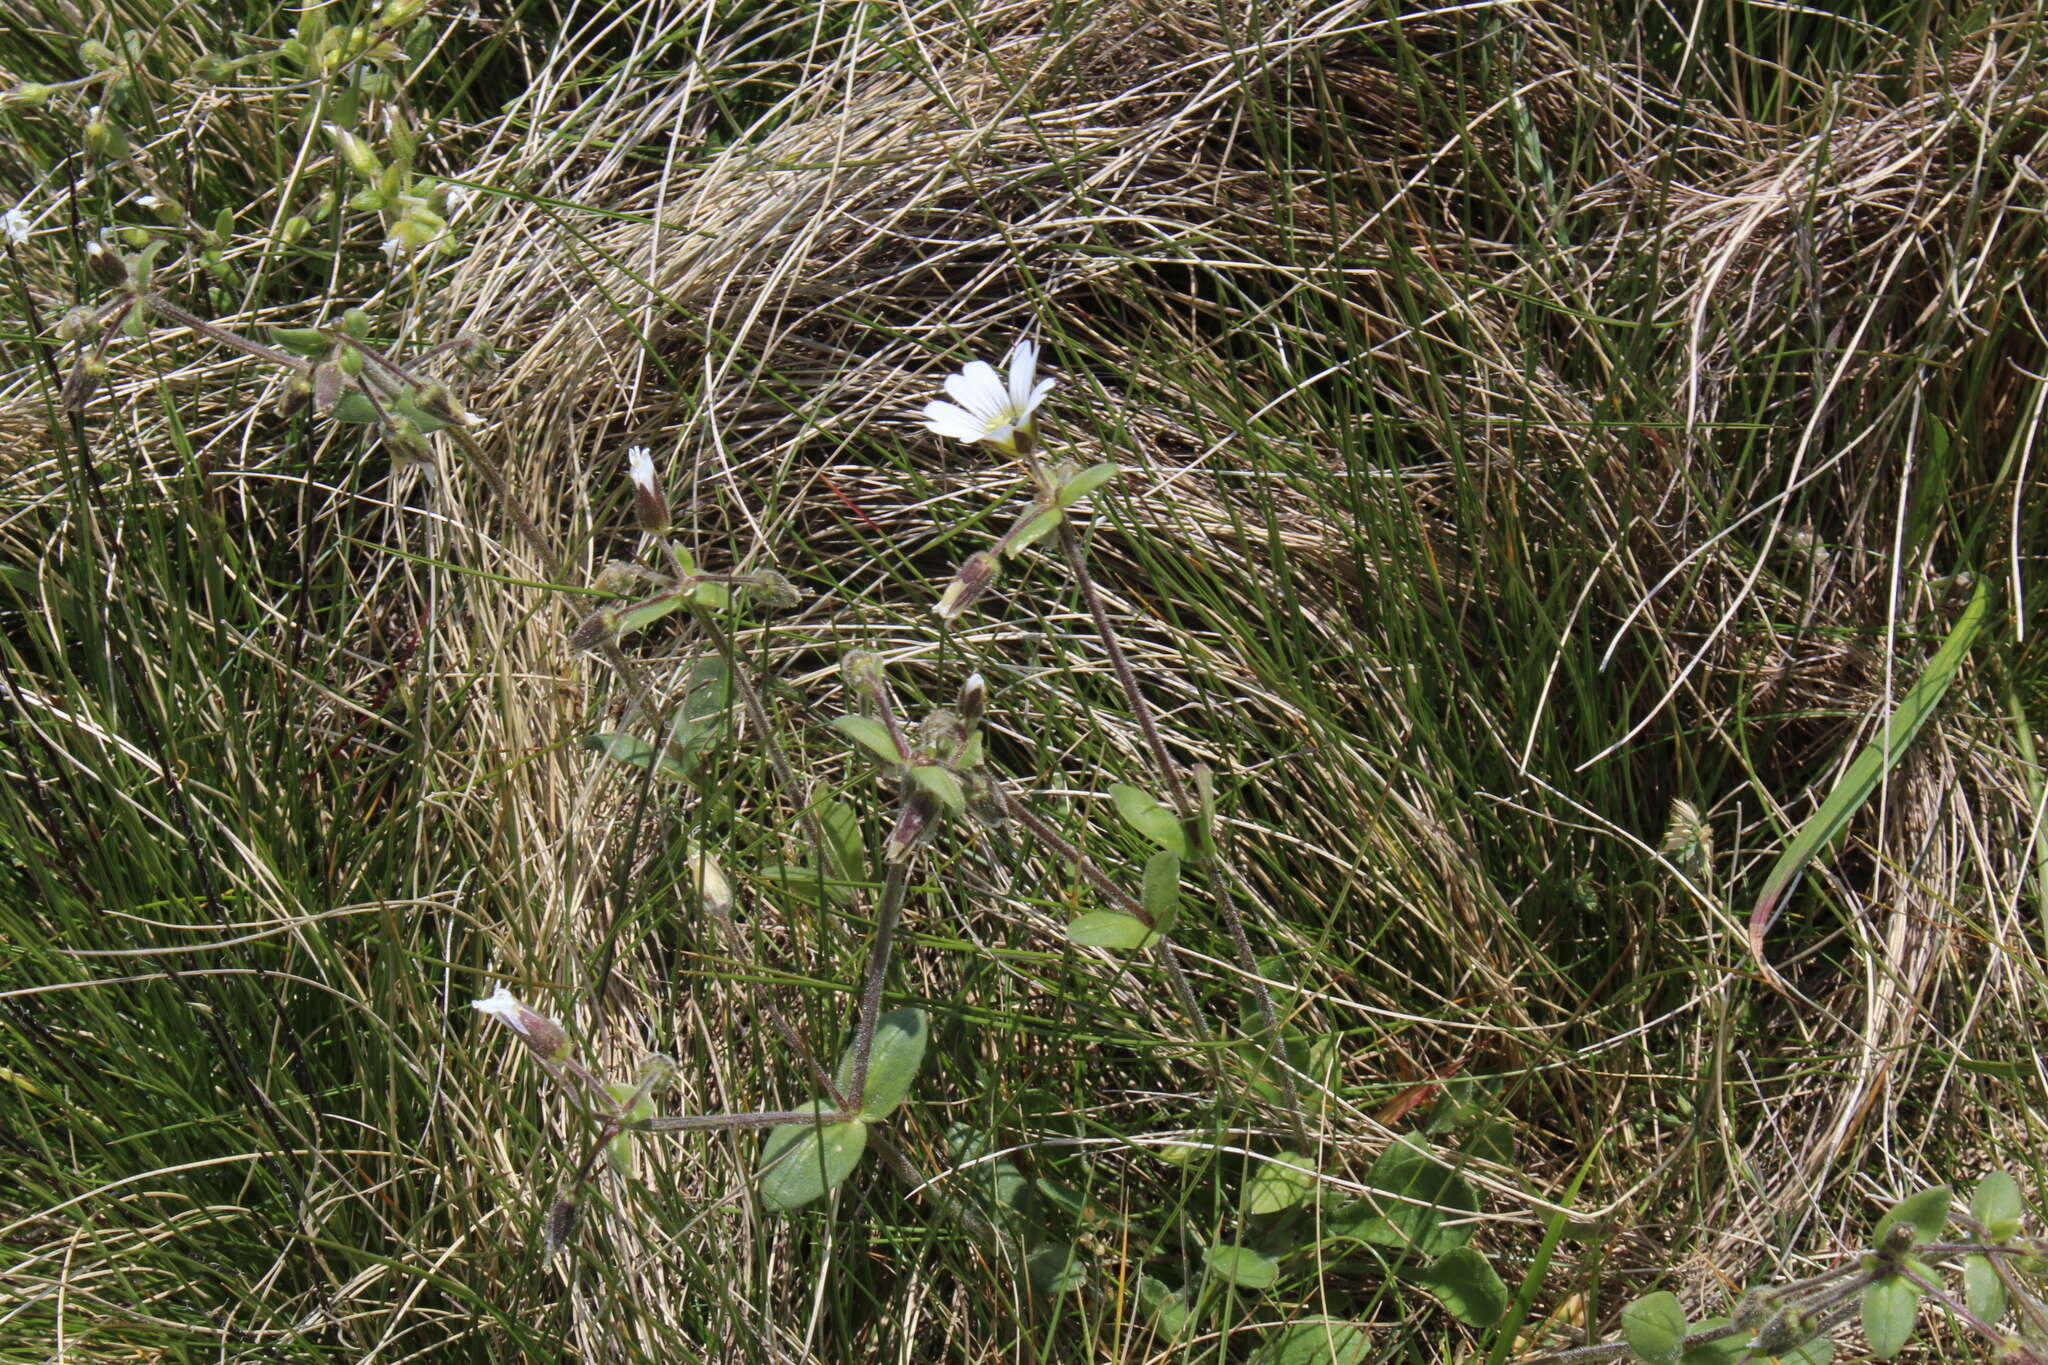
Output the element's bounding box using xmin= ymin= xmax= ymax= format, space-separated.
xmin=55 ymin=306 xmax=100 ymax=342
xmin=61 ymin=354 xmax=109 ymax=410
xmin=935 ymin=551 xmax=999 ymax=621
xmin=841 ymin=650 xmax=886 ymax=700
xmin=741 ymin=570 xmax=802 ymax=612
xmin=624 ymin=445 xmax=669 ymax=532
xmin=84 ymin=115 xmax=128 ymax=160
xmin=4 ymin=82 xmax=53 ymax=108
xmin=568 ymin=607 xmax=619 ymax=653
xmin=884 ymin=787 xmax=942 ymax=864
xmin=471 ymin=985 xmax=572 ymax=1063
xmin=377 ymin=0 xmax=430 ymax=26
xmin=324 ymin=123 xmax=381 ymax=179
xmin=958 ymin=672 xmax=986 ymax=732
xmin=85 ymin=241 xmax=128 ymax=289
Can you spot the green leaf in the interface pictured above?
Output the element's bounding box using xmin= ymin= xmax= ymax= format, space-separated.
xmin=1250 ymin=1317 xmax=1370 ymax=1365
xmin=833 ymin=714 xmax=903 ymax=766
xmin=601 ymin=1080 xmax=657 ymax=1176
xmin=1203 ymin=1242 xmax=1280 ymax=1290
xmin=1110 ymin=783 xmax=1186 ymax=856
xmin=819 ymin=800 xmax=866 ymax=881
xmin=1620 ymin=1291 xmax=1688 ymax=1365
xmin=837 ymin=1007 xmax=927 ymax=1120
xmin=1678 ymin=1319 xmax=1752 ymax=1365
xmin=1026 ymin=1243 xmax=1087 ymax=1294
xmin=1066 ymin=911 xmax=1159 ymax=950
xmin=1332 ymin=1137 xmax=1478 ymax=1257
xmin=329 ymin=391 xmax=382 ymax=423
xmin=756 ymin=1106 xmax=868 ymax=1212
xmin=1244 ymin=1151 xmax=1316 ymax=1215
xmin=1861 ymin=1275 xmax=1919 ymax=1359
xmin=1141 ymin=849 xmax=1182 ymax=932
xmin=1050 ymin=461 xmax=1120 ymax=510
xmin=1748 ymin=579 xmax=1989 ymax=970
xmin=1778 ymin=1338 xmax=1832 ymax=1365
xmin=1874 ymin=1185 xmax=1952 ymax=1246
xmin=1963 ymin=1253 xmax=2007 ymax=1323
xmin=584 ymin=730 xmax=691 ymax=781
xmin=1406 ymin=1247 xmax=1508 ymax=1329
xmin=909 ymin=763 xmax=966 ymax=815
xmin=614 ymin=591 xmax=691 ymax=636
xmin=1971 ymin=1170 xmax=2024 ymax=1239
xmin=756 ymin=863 xmax=852 ymax=908
xmin=270 ymin=326 xmax=331 ymax=356
xmin=1002 ymin=505 xmax=1063 ymax=556
xmin=688 ymin=579 xmax=730 ymax=609
xmin=1136 ymin=1275 xmax=1189 ymax=1337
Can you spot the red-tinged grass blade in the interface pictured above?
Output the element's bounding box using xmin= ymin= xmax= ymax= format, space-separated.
xmin=1747 ymin=579 xmax=1992 ymax=976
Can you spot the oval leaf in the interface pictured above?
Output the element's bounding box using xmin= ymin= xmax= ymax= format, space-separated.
xmin=1335 ymin=1137 xmax=1478 ymax=1256
xmin=1003 ymin=505 xmax=1063 ymax=556
xmin=756 ymin=1107 xmax=868 ymax=1212
xmin=1244 ymin=1150 xmax=1316 ymax=1216
xmin=1110 ymin=783 xmax=1186 ymax=856
xmin=1051 ymin=461 xmax=1120 ymax=511
xmin=1142 ymin=848 xmax=1182 ymax=932
xmin=1066 ymin=911 xmax=1159 ymax=950
xmin=833 ymin=713 xmax=904 ymax=766
xmin=838 ymin=1007 xmax=928 ymax=1120
xmin=1875 ymin=1185 xmax=1952 ymax=1247
xmin=1250 ymin=1317 xmax=1370 ymax=1365
xmin=1861 ymin=1275 xmax=1918 ymax=1359
xmin=1679 ymin=1318 xmax=1753 ymax=1365
xmin=1203 ymin=1242 xmax=1280 ymax=1290
xmin=1136 ymin=1275 xmax=1190 ymax=1337
xmin=1621 ymin=1291 xmax=1687 ymax=1365
xmin=1027 ymin=1243 xmax=1087 ymax=1294
xmin=1972 ymin=1171 xmax=2023 ymax=1239
xmin=1963 ymin=1253 xmax=2007 ymax=1323
xmin=909 ymin=762 xmax=966 ymax=815
xmin=1405 ymin=1246 xmax=1508 ymax=1330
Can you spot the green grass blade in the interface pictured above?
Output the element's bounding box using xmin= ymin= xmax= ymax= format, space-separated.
xmin=1747 ymin=579 xmax=1991 ymax=971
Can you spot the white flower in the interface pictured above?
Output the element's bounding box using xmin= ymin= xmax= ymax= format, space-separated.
xmin=626 ymin=445 xmax=656 ymax=492
xmin=472 ymin=984 xmax=523 ymax=1022
xmin=922 ymin=338 xmax=1054 ymax=453
xmin=135 ymin=194 xmax=161 ymax=209
xmin=1 ymin=208 xmax=29 ymax=246
xmin=443 ymin=184 xmax=475 ymax=215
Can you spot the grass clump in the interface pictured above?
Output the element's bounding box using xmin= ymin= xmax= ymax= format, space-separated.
xmin=4 ymin=0 xmax=2048 ymax=1360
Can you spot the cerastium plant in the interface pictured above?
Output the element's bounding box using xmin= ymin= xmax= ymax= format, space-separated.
xmin=1522 ymin=1177 xmax=2048 ymax=1365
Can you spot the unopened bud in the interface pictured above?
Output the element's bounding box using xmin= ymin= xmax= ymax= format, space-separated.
xmin=544 ymin=1198 xmax=579 ymax=1256
xmin=471 ymin=985 xmax=572 ymax=1063
xmin=935 ymin=551 xmax=1000 ymax=621
xmin=741 ymin=570 xmax=801 ymax=612
xmin=311 ymin=361 xmax=345 ymax=414
xmin=84 ymin=116 xmax=128 ymax=160
xmin=568 ymin=608 xmax=618 ymax=653
xmin=324 ymin=123 xmax=381 ymax=178
xmin=377 ymin=0 xmax=431 ymax=25
xmin=884 ymin=787 xmax=943 ymax=864
xmin=5 ymin=82 xmax=53 ymax=107
xmin=842 ymin=650 xmax=886 ymax=700
xmin=958 ymin=672 xmax=986 ymax=731
xmin=84 ymin=240 xmax=129 ymax=287
xmin=55 ymin=306 xmax=100 ymax=342
xmin=625 ymin=445 xmax=668 ymax=532
xmin=79 ymin=39 xmax=120 ymax=68
xmin=61 ymin=353 xmax=109 ymax=409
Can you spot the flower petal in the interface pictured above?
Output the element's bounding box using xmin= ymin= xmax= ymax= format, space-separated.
xmin=1006 ymin=339 xmax=1039 ymax=410
xmin=1021 ymin=375 xmax=1055 ymax=419
xmin=923 ymin=401 xmax=990 ymax=442
xmin=947 ymin=361 xmax=1007 ymax=419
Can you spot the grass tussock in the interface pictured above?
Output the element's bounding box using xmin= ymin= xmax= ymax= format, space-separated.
xmin=4 ymin=0 xmax=2048 ymax=1360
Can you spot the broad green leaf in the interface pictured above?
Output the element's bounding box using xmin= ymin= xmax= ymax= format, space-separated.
xmin=1333 ymin=1137 xmax=1478 ymax=1256
xmin=1203 ymin=1242 xmax=1280 ymax=1290
xmin=1136 ymin=1275 xmax=1189 ymax=1337
xmin=1860 ymin=1275 xmax=1918 ymax=1359
xmin=1003 ymin=505 xmax=1063 ymax=556
xmin=756 ymin=863 xmax=852 ymax=908
xmin=1110 ymin=783 xmax=1186 ymax=856
xmin=1748 ymin=579 xmax=1988 ymax=971
xmin=1620 ymin=1291 xmax=1687 ymax=1365
xmin=1972 ymin=1170 xmax=2024 ymax=1239
xmin=1250 ymin=1317 xmax=1370 ymax=1365
xmin=909 ymin=763 xmax=966 ymax=815
xmin=602 ymin=1079 xmax=657 ymax=1176
xmin=1050 ymin=461 xmax=1120 ymax=510
xmin=1678 ymin=1318 xmax=1752 ymax=1365
xmin=1244 ymin=1151 xmax=1316 ymax=1215
xmin=584 ymin=730 xmax=691 ymax=782
xmin=1406 ymin=1247 xmax=1508 ymax=1329
xmin=819 ymin=800 xmax=866 ymax=880
xmin=833 ymin=714 xmax=903 ymax=766
xmin=1963 ymin=1253 xmax=2006 ymax=1323
xmin=1461 ymin=1118 xmax=1515 ymax=1167
xmin=1026 ymin=1243 xmax=1087 ymax=1293
xmin=1874 ymin=1185 xmax=1951 ymax=1247
xmin=1778 ymin=1338 xmax=1832 ymax=1365
xmin=1141 ymin=848 xmax=1182 ymax=931
xmin=688 ymin=579 xmax=730 ymax=610
xmin=756 ymin=1106 xmax=868 ymax=1212
xmin=1066 ymin=911 xmax=1159 ymax=950
xmin=615 ymin=591 xmax=692 ymax=636
xmin=836 ymin=1007 xmax=928 ymax=1120
xmin=330 ymin=391 xmax=382 ymax=423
